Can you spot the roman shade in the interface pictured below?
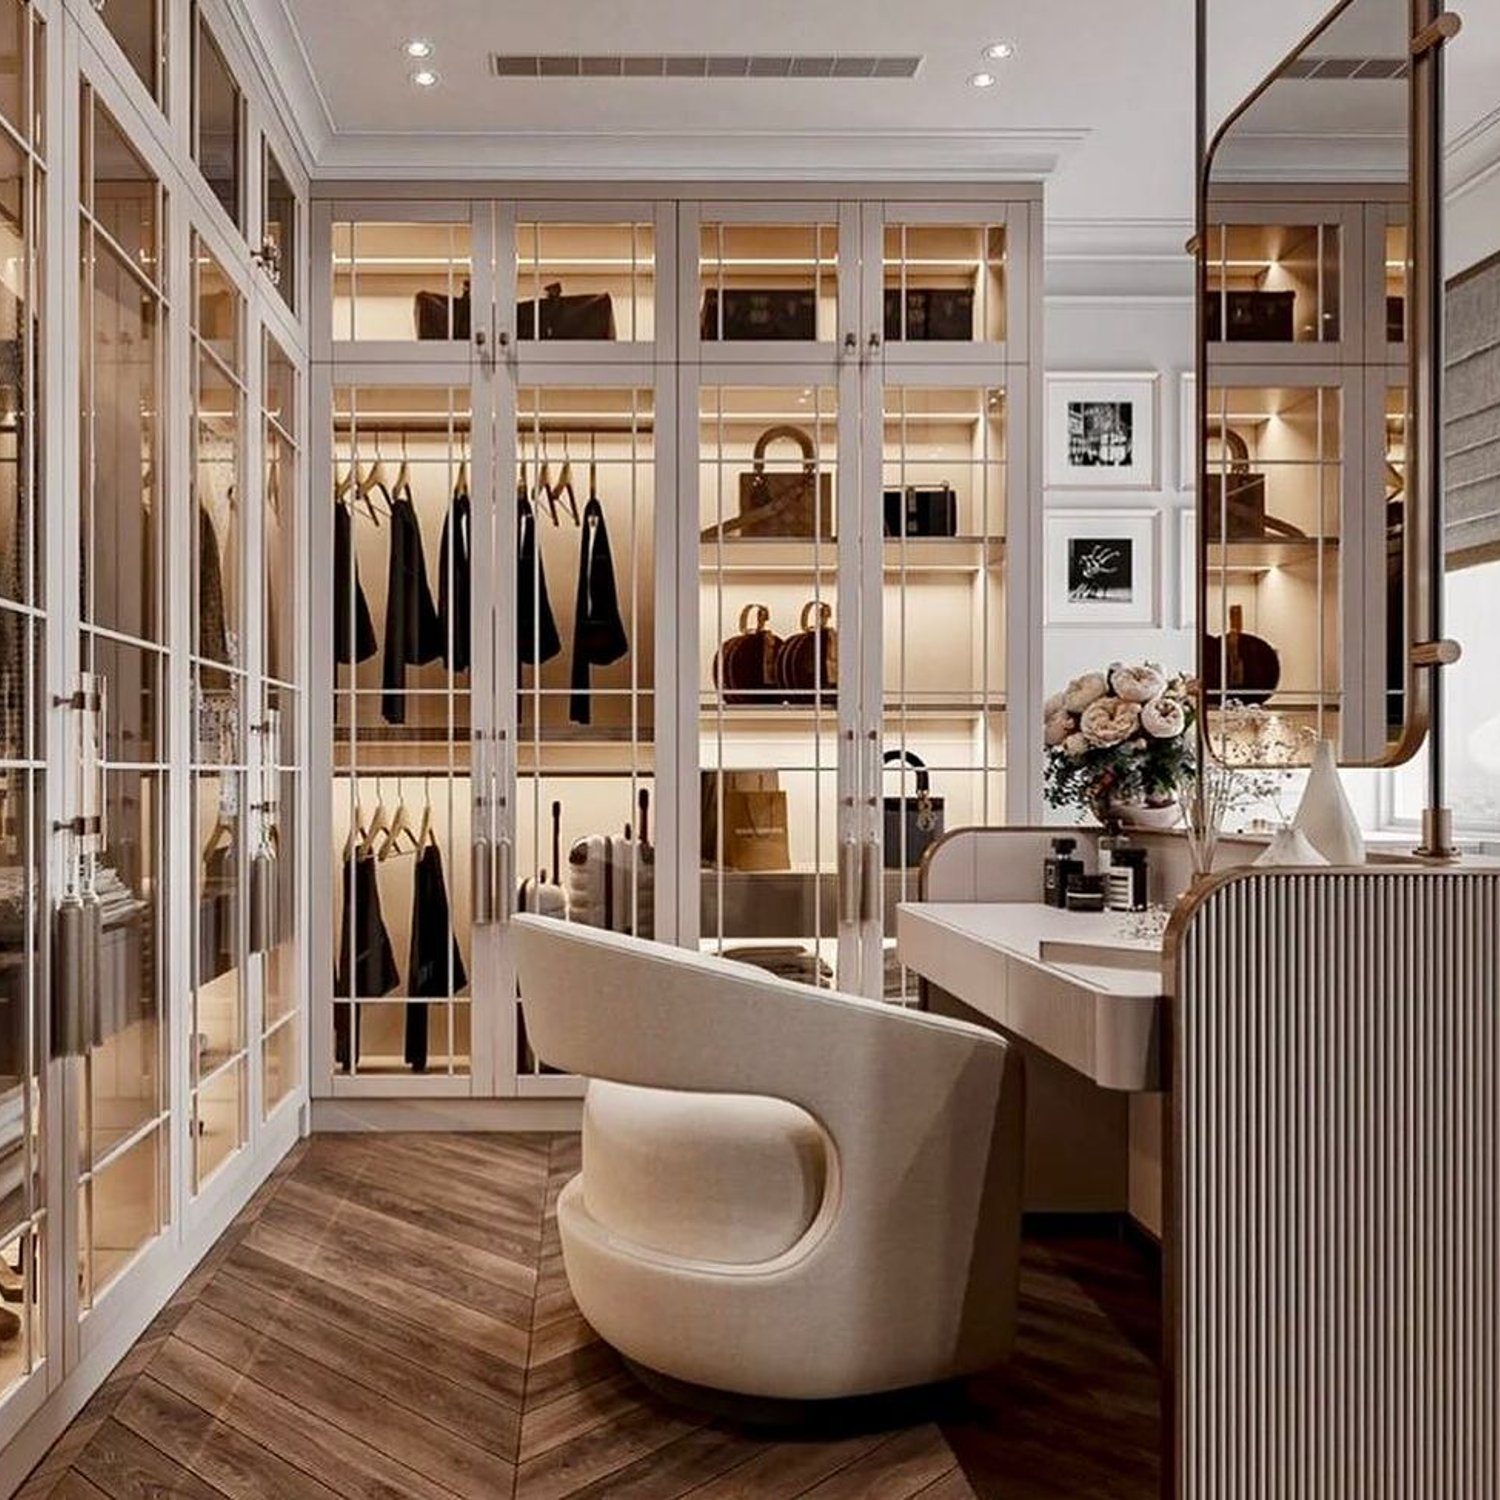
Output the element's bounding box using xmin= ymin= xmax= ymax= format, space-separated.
xmin=1446 ymin=251 xmax=1500 ymax=567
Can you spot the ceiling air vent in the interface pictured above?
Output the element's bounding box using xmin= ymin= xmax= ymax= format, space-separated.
xmin=1281 ymin=55 xmax=1409 ymax=80
xmin=489 ymin=53 xmax=923 ymax=80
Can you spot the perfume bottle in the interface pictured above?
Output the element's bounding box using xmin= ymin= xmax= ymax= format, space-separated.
xmin=1043 ymin=837 xmax=1083 ymax=908
xmin=1105 ymin=846 xmax=1149 ymax=912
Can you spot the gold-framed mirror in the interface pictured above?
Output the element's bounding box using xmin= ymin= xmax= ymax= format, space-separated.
xmin=1198 ymin=0 xmax=1454 ymax=779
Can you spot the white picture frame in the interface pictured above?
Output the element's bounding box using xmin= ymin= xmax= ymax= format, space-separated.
xmin=1046 ymin=372 xmax=1160 ymax=490
xmin=1179 ymin=371 xmax=1197 ymax=491
xmin=1045 ymin=508 xmax=1161 ymax=627
xmin=1178 ymin=506 xmax=1198 ymax=629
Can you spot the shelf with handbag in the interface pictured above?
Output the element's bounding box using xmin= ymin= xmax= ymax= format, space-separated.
xmin=515 ymin=219 xmax=656 ymax=344
xmin=697 ymin=220 xmax=840 ymax=344
xmin=882 ymin=221 xmax=1008 ymax=345
xmin=332 ymin=218 xmax=474 ymax=343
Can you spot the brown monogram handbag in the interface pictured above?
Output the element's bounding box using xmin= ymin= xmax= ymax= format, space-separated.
xmin=776 ymin=601 xmax=838 ymax=707
xmin=700 ymin=426 xmax=833 ymax=540
xmin=712 ymin=604 xmax=784 ymax=705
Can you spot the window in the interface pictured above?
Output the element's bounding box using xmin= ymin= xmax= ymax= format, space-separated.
xmin=191 ymin=7 xmax=240 ymax=227
xmin=94 ymin=0 xmax=165 ymax=105
xmin=1390 ymin=556 xmax=1500 ymax=831
xmin=263 ymin=141 xmax=297 ymax=313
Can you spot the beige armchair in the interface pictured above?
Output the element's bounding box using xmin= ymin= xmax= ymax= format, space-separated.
xmin=512 ymin=915 xmax=1025 ymax=1400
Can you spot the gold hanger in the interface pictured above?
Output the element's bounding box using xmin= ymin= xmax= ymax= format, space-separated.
xmin=362 ymin=778 xmax=391 ymax=856
xmin=556 ymin=433 xmax=580 ymax=525
xmin=393 ymin=430 xmax=411 ymax=496
xmin=416 ymin=776 xmax=434 ymax=851
xmin=379 ymin=780 xmax=422 ymax=860
xmin=343 ymin=790 xmax=369 ymax=860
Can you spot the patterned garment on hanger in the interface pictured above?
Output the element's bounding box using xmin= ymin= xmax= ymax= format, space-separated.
xmin=381 ymin=483 xmax=444 ymax=724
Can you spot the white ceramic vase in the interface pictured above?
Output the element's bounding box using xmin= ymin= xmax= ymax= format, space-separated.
xmin=1293 ymin=738 xmax=1366 ymax=865
xmin=1254 ymin=826 xmax=1330 ymax=868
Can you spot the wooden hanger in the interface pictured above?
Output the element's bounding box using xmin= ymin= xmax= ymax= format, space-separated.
xmin=362 ymin=779 xmax=391 ymax=856
xmin=393 ymin=431 xmax=412 ymax=496
xmin=201 ymin=810 xmax=235 ymax=863
xmin=416 ymin=777 xmax=434 ymax=851
xmin=379 ymin=781 xmax=422 ymax=860
xmin=343 ymin=792 xmax=370 ymax=861
xmin=554 ymin=434 xmax=580 ymax=525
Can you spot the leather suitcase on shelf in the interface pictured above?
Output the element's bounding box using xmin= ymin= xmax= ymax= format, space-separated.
xmin=516 ymin=282 xmax=616 ymax=341
xmin=1206 ymin=289 xmax=1296 ymax=343
xmin=700 ymin=288 xmax=816 ymax=342
xmin=414 ymin=283 xmax=472 ymax=340
xmin=883 ymin=484 xmax=958 ymax=539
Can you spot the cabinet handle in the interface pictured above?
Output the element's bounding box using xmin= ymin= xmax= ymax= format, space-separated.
xmin=496 ymin=835 xmax=514 ymax=922
xmin=838 ymin=837 xmax=861 ymax=925
xmin=248 ymin=849 xmax=277 ymax=955
xmin=843 ymin=331 xmax=858 ymax=353
xmin=861 ymin=839 xmax=881 ymax=925
xmin=472 ymin=838 xmax=495 ymax=925
xmin=867 ymin=331 xmax=882 ymax=354
xmin=52 ymin=887 xmax=101 ymax=1059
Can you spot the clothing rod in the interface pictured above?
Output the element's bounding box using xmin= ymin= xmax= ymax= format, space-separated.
xmin=333 ymin=418 xmax=655 ymax=434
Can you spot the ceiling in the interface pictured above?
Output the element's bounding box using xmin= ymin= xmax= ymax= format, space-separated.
xmin=254 ymin=0 xmax=1499 ymax=231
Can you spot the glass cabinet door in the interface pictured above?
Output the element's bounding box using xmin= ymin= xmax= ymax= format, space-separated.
xmin=875 ymin=381 xmax=1010 ymax=997
xmin=509 ymin=379 xmax=662 ymax=1089
xmin=696 ymin=378 xmax=861 ymax=990
xmin=75 ymin=80 xmax=171 ymax=1316
xmin=330 ymin=382 xmax=482 ymax=1089
xmin=0 ymin=0 xmax=45 ymax=1418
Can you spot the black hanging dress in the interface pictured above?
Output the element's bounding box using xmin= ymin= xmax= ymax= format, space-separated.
xmin=517 ymin=490 xmax=562 ymax=667
xmin=333 ymin=848 xmax=400 ymax=1071
xmin=381 ymin=483 xmax=444 ymax=724
xmin=569 ymin=497 xmax=628 ymax=724
xmin=404 ymin=840 xmax=467 ymax=1072
xmin=334 ymin=499 xmax=378 ymax=665
xmin=438 ymin=486 xmax=472 ymax=674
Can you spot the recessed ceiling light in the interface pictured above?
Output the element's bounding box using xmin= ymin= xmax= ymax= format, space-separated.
xmin=984 ymin=41 xmax=1016 ymax=61
xmin=968 ymin=71 xmax=996 ymax=88
xmin=411 ymin=68 xmax=439 ymax=87
xmin=404 ymin=39 xmax=434 ymax=59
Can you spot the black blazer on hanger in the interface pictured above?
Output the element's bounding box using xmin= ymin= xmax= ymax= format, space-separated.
xmin=438 ymin=487 xmax=472 ymax=675
xmin=334 ymin=498 xmax=378 ymax=666
xmin=381 ymin=483 xmax=444 ymax=724
xmin=518 ymin=491 xmax=562 ymax=667
xmin=569 ymin=497 xmax=628 ymax=725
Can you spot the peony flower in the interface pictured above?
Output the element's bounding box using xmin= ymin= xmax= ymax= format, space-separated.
xmin=1110 ymin=663 xmax=1167 ymax=704
xmin=1080 ymin=697 xmax=1141 ymax=748
xmin=1063 ymin=733 xmax=1089 ymax=759
xmin=1044 ymin=711 xmax=1074 ymax=747
xmin=1044 ymin=691 xmax=1066 ymax=719
xmin=1141 ymin=696 xmax=1187 ymax=739
xmin=1064 ymin=672 xmax=1109 ymax=713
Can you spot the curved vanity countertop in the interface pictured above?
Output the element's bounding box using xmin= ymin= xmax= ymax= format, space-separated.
xmin=896 ymin=902 xmax=1164 ymax=1092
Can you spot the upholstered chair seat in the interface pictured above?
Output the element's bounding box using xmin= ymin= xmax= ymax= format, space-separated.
xmin=513 ymin=915 xmax=1025 ymax=1401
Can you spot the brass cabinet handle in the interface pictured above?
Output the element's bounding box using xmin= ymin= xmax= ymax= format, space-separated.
xmin=472 ymin=838 xmax=495 ymax=925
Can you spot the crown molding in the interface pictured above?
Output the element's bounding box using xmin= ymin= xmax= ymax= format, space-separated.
xmin=232 ymin=0 xmax=335 ymax=171
xmin=1447 ymin=104 xmax=1500 ymax=201
xmin=1044 ymin=218 xmax=1196 ymax=299
xmin=306 ymin=126 xmax=1089 ymax=182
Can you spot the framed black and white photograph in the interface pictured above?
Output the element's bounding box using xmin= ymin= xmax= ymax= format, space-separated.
xmin=1046 ymin=509 xmax=1161 ymax=626
xmin=1046 ymin=373 xmax=1159 ymax=489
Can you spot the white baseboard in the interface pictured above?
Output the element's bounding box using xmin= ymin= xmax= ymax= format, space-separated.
xmin=310 ymin=1096 xmax=584 ymax=1133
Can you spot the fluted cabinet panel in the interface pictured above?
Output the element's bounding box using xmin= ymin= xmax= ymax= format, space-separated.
xmin=1172 ymin=870 xmax=1499 ymax=1499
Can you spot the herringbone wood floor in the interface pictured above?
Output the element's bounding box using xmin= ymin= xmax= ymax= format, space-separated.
xmin=19 ymin=1134 xmax=1160 ymax=1499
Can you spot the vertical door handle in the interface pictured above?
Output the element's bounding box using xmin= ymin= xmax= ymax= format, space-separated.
xmin=838 ymin=837 xmax=861 ymax=926
xmin=52 ymin=893 xmax=88 ymax=1058
xmin=496 ymin=835 xmax=514 ymax=922
xmin=472 ymin=838 xmax=495 ymax=925
xmin=248 ymin=849 xmax=277 ymax=954
xmin=861 ymin=839 xmax=881 ymax=925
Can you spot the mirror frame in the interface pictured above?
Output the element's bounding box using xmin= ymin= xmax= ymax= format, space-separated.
xmin=1195 ymin=0 xmax=1451 ymax=780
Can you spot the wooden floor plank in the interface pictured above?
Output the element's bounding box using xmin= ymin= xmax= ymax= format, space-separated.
xmin=114 ymin=1377 xmax=343 ymax=1500
xmin=147 ymin=1333 xmax=464 ymax=1500
xmin=169 ymin=1304 xmax=515 ymax=1500
xmin=23 ymin=1133 xmax=1161 ymax=1500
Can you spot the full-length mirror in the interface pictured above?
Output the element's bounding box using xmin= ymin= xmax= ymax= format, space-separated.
xmin=1200 ymin=0 xmax=1437 ymax=768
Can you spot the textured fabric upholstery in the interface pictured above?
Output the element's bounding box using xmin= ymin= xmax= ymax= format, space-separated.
xmin=513 ymin=915 xmax=1025 ymax=1400
xmin=582 ymin=1080 xmax=826 ymax=1264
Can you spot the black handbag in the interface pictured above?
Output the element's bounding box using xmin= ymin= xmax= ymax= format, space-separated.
xmin=884 ymin=287 xmax=975 ymax=342
xmin=883 ymin=750 xmax=944 ymax=869
xmin=414 ymin=282 xmax=471 ymax=340
xmin=517 ymin=282 xmax=616 ymax=341
xmin=1207 ymin=289 xmax=1295 ymax=343
xmin=883 ymin=484 xmax=958 ymax=539
xmin=700 ymin=288 xmax=816 ymax=342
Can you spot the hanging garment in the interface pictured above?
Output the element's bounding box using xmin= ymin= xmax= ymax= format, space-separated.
xmin=517 ymin=491 xmax=562 ymax=667
xmin=381 ymin=483 xmax=444 ymax=724
xmin=334 ymin=499 xmax=378 ymax=666
xmin=333 ymin=848 xmax=400 ymax=1071
xmin=198 ymin=503 xmax=232 ymax=688
xmin=405 ymin=840 xmax=467 ymax=1073
xmin=438 ymin=486 xmax=472 ymax=675
xmin=197 ymin=841 xmax=238 ymax=985
xmin=569 ymin=497 xmax=628 ymax=725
